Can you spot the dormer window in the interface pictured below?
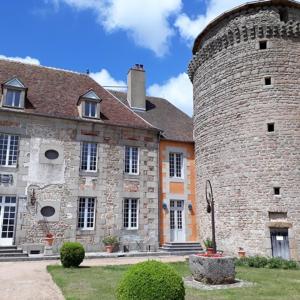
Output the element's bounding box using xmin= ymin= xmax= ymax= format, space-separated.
xmin=1 ymin=77 xmax=26 ymax=109
xmin=77 ymin=90 xmax=101 ymax=119
xmin=84 ymin=101 xmax=97 ymax=118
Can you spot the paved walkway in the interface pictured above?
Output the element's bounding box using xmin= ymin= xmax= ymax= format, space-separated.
xmin=0 ymin=255 xmax=186 ymax=300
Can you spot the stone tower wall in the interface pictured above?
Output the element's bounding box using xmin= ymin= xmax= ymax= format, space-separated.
xmin=190 ymin=1 xmax=300 ymax=259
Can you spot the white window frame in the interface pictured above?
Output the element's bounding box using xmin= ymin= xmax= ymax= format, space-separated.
xmin=124 ymin=146 xmax=139 ymax=175
xmin=0 ymin=134 xmax=19 ymax=167
xmin=80 ymin=142 xmax=98 ymax=172
xmin=83 ymin=101 xmax=98 ymax=118
xmin=3 ymin=89 xmax=22 ymax=108
xmin=123 ymin=198 xmax=139 ymax=230
xmin=77 ymin=197 xmax=96 ymax=230
xmin=169 ymin=152 xmax=183 ymax=179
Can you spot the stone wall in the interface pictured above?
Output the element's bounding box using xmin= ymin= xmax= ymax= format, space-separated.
xmin=0 ymin=111 xmax=159 ymax=253
xmin=190 ymin=2 xmax=300 ymax=259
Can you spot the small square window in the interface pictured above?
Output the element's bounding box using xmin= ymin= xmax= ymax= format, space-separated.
xmin=259 ymin=41 xmax=267 ymax=50
xmin=267 ymin=123 xmax=275 ymax=132
xmin=274 ymin=187 xmax=281 ymax=196
xmin=265 ymin=77 xmax=272 ymax=86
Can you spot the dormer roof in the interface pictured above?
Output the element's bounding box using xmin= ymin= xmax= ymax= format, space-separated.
xmin=3 ymin=77 xmax=26 ymax=89
xmin=77 ymin=89 xmax=101 ymax=105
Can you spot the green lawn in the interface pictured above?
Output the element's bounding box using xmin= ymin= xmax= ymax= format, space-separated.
xmin=47 ymin=261 xmax=300 ymax=300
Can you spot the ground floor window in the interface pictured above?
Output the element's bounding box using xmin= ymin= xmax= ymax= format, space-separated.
xmin=123 ymin=198 xmax=138 ymax=229
xmin=78 ymin=197 xmax=95 ymax=230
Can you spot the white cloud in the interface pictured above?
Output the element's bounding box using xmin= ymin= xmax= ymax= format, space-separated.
xmin=0 ymin=55 xmax=40 ymax=65
xmin=148 ymin=72 xmax=192 ymax=116
xmin=175 ymin=0 xmax=248 ymax=43
xmin=50 ymin=0 xmax=182 ymax=56
xmin=90 ymin=68 xmax=126 ymax=89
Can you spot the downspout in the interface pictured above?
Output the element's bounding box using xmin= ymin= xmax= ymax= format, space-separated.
xmin=157 ymin=131 xmax=162 ymax=249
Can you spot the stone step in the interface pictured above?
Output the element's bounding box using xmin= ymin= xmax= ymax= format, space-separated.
xmin=0 ymin=252 xmax=28 ymax=258
xmin=0 ymin=246 xmax=18 ymax=250
xmin=161 ymin=241 xmax=203 ymax=253
xmin=0 ymin=249 xmax=23 ymax=254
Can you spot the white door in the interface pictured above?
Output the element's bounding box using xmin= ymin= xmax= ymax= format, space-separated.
xmin=0 ymin=196 xmax=17 ymax=246
xmin=170 ymin=200 xmax=185 ymax=242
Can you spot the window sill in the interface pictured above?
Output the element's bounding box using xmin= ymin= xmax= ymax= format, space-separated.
xmin=76 ymin=229 xmax=95 ymax=235
xmin=79 ymin=170 xmax=99 ymax=177
xmin=1 ymin=105 xmax=24 ymax=110
xmin=124 ymin=173 xmax=140 ymax=179
xmin=0 ymin=166 xmax=18 ymax=172
xmin=169 ymin=178 xmax=184 ymax=183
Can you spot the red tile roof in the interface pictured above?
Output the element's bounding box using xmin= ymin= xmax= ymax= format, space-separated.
xmin=0 ymin=59 xmax=155 ymax=131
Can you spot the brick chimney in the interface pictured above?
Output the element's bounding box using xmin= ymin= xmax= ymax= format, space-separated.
xmin=127 ymin=64 xmax=146 ymax=111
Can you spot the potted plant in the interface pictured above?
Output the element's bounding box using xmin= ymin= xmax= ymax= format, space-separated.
xmin=238 ymin=247 xmax=246 ymax=258
xmin=45 ymin=232 xmax=54 ymax=246
xmin=102 ymin=235 xmax=118 ymax=253
xmin=204 ymin=238 xmax=214 ymax=256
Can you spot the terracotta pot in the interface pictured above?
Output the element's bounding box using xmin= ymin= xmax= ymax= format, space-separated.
xmin=45 ymin=237 xmax=54 ymax=246
xmin=238 ymin=250 xmax=246 ymax=258
xmin=106 ymin=245 xmax=113 ymax=253
xmin=206 ymin=247 xmax=214 ymax=256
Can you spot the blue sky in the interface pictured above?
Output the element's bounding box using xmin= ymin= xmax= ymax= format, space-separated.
xmin=0 ymin=0 xmax=250 ymax=115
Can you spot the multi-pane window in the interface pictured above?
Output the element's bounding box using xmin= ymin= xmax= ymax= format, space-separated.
xmin=125 ymin=146 xmax=139 ymax=174
xmin=169 ymin=152 xmax=183 ymax=178
xmin=123 ymin=198 xmax=138 ymax=229
xmin=83 ymin=101 xmax=97 ymax=118
xmin=0 ymin=196 xmax=16 ymax=239
xmin=3 ymin=89 xmax=21 ymax=108
xmin=78 ymin=197 xmax=95 ymax=230
xmin=0 ymin=134 xmax=19 ymax=167
xmin=81 ymin=142 xmax=97 ymax=172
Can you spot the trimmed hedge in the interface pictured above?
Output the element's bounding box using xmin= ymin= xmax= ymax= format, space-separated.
xmin=235 ymin=256 xmax=299 ymax=270
xmin=60 ymin=242 xmax=85 ymax=268
xmin=116 ymin=260 xmax=185 ymax=300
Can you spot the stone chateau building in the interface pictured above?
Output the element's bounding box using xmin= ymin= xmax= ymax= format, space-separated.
xmin=189 ymin=0 xmax=300 ymax=260
xmin=0 ymin=59 xmax=197 ymax=254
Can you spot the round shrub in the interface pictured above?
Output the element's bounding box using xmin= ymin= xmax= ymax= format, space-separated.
xmin=116 ymin=260 xmax=185 ymax=300
xmin=60 ymin=242 xmax=85 ymax=268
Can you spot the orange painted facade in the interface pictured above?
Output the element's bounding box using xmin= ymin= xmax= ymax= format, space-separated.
xmin=159 ymin=140 xmax=198 ymax=245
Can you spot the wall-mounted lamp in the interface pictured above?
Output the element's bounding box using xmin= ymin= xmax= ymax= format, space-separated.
xmin=30 ymin=189 xmax=37 ymax=206
xmin=188 ymin=203 xmax=193 ymax=211
xmin=162 ymin=202 xmax=168 ymax=210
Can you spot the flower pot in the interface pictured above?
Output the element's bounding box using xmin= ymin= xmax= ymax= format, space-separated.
xmin=238 ymin=250 xmax=246 ymax=258
xmin=45 ymin=237 xmax=54 ymax=246
xmin=106 ymin=245 xmax=113 ymax=253
xmin=206 ymin=248 xmax=214 ymax=256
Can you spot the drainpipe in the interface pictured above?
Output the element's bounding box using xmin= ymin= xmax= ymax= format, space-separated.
xmin=157 ymin=131 xmax=162 ymax=249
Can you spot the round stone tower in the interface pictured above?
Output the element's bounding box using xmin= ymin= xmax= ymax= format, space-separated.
xmin=189 ymin=0 xmax=300 ymax=260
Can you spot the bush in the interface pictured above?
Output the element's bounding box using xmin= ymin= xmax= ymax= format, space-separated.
xmin=116 ymin=260 xmax=185 ymax=300
xmin=247 ymin=256 xmax=268 ymax=268
xmin=60 ymin=242 xmax=85 ymax=268
xmin=235 ymin=256 xmax=299 ymax=270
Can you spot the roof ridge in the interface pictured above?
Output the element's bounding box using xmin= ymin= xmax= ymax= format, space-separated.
xmin=0 ymin=57 xmax=87 ymax=77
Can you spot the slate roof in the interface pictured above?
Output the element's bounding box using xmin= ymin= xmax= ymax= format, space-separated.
xmin=110 ymin=91 xmax=193 ymax=143
xmin=0 ymin=59 xmax=155 ymax=131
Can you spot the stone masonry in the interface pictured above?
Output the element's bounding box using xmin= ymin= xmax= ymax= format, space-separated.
xmin=190 ymin=0 xmax=300 ymax=259
xmin=0 ymin=110 xmax=159 ymax=253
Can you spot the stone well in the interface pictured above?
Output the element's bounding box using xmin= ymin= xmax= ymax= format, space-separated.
xmin=189 ymin=255 xmax=235 ymax=285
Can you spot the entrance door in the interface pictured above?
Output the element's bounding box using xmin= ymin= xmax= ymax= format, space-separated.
xmin=0 ymin=196 xmax=17 ymax=246
xmin=170 ymin=200 xmax=185 ymax=242
xmin=270 ymin=228 xmax=290 ymax=260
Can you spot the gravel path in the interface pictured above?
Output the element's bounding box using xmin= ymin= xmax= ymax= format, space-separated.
xmin=0 ymin=255 xmax=186 ymax=300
